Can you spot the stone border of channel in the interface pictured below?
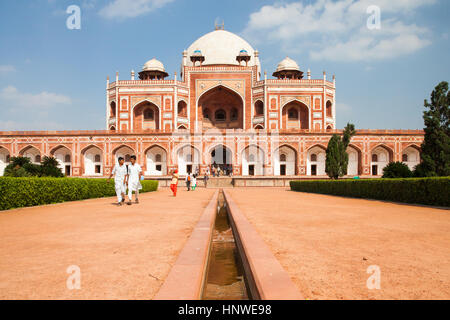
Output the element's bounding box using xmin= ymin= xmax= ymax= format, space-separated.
xmin=223 ymin=190 xmax=304 ymax=300
xmin=153 ymin=189 xmax=219 ymax=300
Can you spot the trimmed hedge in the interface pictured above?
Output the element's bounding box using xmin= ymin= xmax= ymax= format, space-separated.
xmin=290 ymin=177 xmax=450 ymax=207
xmin=0 ymin=177 xmax=159 ymax=211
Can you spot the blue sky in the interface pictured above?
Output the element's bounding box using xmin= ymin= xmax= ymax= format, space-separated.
xmin=0 ymin=0 xmax=449 ymax=130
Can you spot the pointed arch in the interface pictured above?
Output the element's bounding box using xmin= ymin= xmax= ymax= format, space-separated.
xmin=49 ymin=144 xmax=71 ymax=155
xmin=81 ymin=144 xmax=103 ymax=176
xmin=307 ymin=144 xmax=327 ymax=176
xmin=371 ymin=144 xmax=394 ymax=162
xmin=19 ymin=145 xmax=41 ymax=163
xmin=112 ymin=144 xmax=135 ymax=164
xmin=208 ymin=144 xmax=233 ymax=173
xmin=241 ymin=144 xmax=265 ymax=176
xmin=306 ymin=143 xmax=327 ymax=152
xmin=281 ymin=99 xmax=310 ymax=130
xmin=196 ymin=84 xmax=244 ymax=105
xmin=347 ymin=144 xmax=362 ymax=176
xmin=175 ymin=144 xmax=201 ymax=175
xmin=50 ymin=145 xmax=72 ymax=176
xmin=0 ymin=146 xmax=11 ymax=176
xmin=131 ymin=99 xmax=162 ymax=131
xmin=254 ymin=99 xmax=264 ymax=117
xmin=370 ymin=144 xmax=394 ymax=175
xmin=402 ymin=143 xmax=421 ymax=153
xmin=80 ymin=144 xmax=103 ymax=155
xmin=197 ymin=85 xmax=244 ymax=130
xmin=273 ymin=144 xmax=298 ymax=176
xmin=145 ymin=145 xmax=168 ymax=176
xmin=326 ymin=100 xmax=333 ymax=118
xmin=177 ymin=100 xmax=188 ymax=118
xmin=402 ymin=144 xmax=421 ymax=170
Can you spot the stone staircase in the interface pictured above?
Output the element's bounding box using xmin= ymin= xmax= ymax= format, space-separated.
xmin=206 ymin=177 xmax=234 ymax=188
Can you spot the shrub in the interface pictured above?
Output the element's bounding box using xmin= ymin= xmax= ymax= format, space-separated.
xmin=0 ymin=177 xmax=158 ymax=211
xmin=290 ymin=177 xmax=450 ymax=207
xmin=382 ymin=162 xmax=412 ymax=178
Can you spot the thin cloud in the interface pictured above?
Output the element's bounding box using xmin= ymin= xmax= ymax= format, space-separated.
xmin=243 ymin=0 xmax=436 ymax=62
xmin=0 ymin=65 xmax=16 ymax=74
xmin=0 ymin=86 xmax=71 ymax=109
xmin=99 ymin=0 xmax=174 ymax=19
xmin=0 ymin=86 xmax=72 ymax=131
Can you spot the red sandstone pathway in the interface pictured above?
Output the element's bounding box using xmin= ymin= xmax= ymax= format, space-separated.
xmin=228 ymin=188 xmax=450 ymax=300
xmin=0 ymin=188 xmax=215 ymax=299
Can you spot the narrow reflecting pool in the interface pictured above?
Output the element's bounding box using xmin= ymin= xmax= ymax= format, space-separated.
xmin=202 ymin=192 xmax=250 ymax=300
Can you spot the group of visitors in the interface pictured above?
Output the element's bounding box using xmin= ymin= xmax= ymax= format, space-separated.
xmin=185 ymin=172 xmax=198 ymax=191
xmin=108 ymin=155 xmax=143 ymax=206
xmin=169 ymin=167 xmax=211 ymax=196
xmin=211 ymin=164 xmax=233 ymax=177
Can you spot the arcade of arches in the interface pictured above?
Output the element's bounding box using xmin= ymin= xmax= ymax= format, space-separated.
xmin=0 ymin=142 xmax=421 ymax=177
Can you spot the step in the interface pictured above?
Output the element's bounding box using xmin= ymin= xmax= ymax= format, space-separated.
xmin=206 ymin=177 xmax=233 ymax=188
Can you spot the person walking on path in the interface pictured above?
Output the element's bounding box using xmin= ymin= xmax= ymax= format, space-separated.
xmin=185 ymin=172 xmax=192 ymax=191
xmin=126 ymin=155 xmax=142 ymax=205
xmin=191 ymin=174 xmax=197 ymax=191
xmin=204 ymin=167 xmax=210 ymax=188
xmin=108 ymin=157 xmax=128 ymax=206
xmin=170 ymin=169 xmax=179 ymax=197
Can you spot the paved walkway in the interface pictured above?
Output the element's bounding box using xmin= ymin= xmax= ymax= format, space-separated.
xmin=227 ymin=188 xmax=450 ymax=300
xmin=0 ymin=188 xmax=215 ymax=299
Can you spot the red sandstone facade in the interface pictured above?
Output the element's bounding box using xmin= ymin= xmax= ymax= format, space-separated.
xmin=0 ymin=29 xmax=424 ymax=178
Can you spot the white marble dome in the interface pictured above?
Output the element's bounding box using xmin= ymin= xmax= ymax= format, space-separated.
xmin=275 ymin=57 xmax=300 ymax=72
xmin=185 ymin=30 xmax=259 ymax=68
xmin=142 ymin=58 xmax=166 ymax=72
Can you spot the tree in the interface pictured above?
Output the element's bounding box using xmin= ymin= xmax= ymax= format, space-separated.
xmin=415 ymin=81 xmax=450 ymax=177
xmin=325 ymin=123 xmax=356 ymax=179
xmin=40 ymin=156 xmax=64 ymax=177
xmin=41 ymin=156 xmax=59 ymax=168
xmin=325 ymin=135 xmax=343 ymax=179
xmin=3 ymin=156 xmax=63 ymax=178
xmin=382 ymin=162 xmax=412 ymax=178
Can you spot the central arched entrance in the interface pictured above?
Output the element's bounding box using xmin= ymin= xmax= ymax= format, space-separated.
xmin=210 ymin=145 xmax=233 ymax=175
xmin=198 ymin=85 xmax=243 ymax=129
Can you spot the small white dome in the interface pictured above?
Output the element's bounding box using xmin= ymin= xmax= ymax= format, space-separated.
xmin=142 ymin=58 xmax=166 ymax=72
xmin=275 ymin=57 xmax=300 ymax=72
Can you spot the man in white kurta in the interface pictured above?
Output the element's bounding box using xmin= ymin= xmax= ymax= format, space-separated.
xmin=109 ymin=157 xmax=128 ymax=205
xmin=127 ymin=155 xmax=142 ymax=204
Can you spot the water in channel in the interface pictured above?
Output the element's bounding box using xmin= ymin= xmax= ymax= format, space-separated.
xmin=202 ymin=191 xmax=250 ymax=300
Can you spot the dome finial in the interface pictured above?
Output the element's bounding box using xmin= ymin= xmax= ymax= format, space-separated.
xmin=214 ymin=17 xmax=224 ymax=30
